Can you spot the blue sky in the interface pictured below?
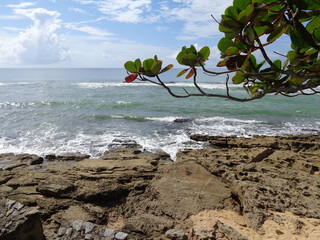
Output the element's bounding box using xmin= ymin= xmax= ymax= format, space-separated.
xmin=0 ymin=0 xmax=235 ymax=68
xmin=0 ymin=0 xmax=289 ymax=68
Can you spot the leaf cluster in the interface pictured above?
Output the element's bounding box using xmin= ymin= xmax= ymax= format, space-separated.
xmin=124 ymin=55 xmax=173 ymax=83
xmin=175 ymin=45 xmax=210 ymax=79
xmin=218 ymin=0 xmax=320 ymax=96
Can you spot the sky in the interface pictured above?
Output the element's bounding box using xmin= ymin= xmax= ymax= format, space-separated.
xmin=0 ymin=0 xmax=236 ymax=68
xmin=0 ymin=0 xmax=290 ymax=69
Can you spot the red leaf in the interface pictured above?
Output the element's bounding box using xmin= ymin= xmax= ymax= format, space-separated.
xmin=125 ymin=74 xmax=138 ymax=83
xmin=186 ymin=68 xmax=195 ymax=79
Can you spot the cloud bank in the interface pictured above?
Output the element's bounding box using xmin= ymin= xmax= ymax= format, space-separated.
xmin=0 ymin=7 xmax=69 ymax=65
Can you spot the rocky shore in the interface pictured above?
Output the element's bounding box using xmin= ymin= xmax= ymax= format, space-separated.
xmin=0 ymin=134 xmax=320 ymax=240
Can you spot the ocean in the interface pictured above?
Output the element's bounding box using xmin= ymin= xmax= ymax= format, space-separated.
xmin=0 ymin=68 xmax=319 ymax=159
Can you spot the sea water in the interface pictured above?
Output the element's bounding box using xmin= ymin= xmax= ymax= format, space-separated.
xmin=0 ymin=68 xmax=319 ymax=159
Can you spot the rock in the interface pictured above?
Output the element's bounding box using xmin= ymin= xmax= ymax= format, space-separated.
xmin=165 ymin=229 xmax=187 ymax=240
xmin=85 ymin=221 xmax=95 ymax=233
xmin=0 ymin=198 xmax=45 ymax=240
xmin=107 ymin=139 xmax=142 ymax=150
xmin=45 ymin=153 xmax=90 ymax=161
xmin=0 ymin=153 xmax=43 ymax=170
xmin=72 ymin=219 xmax=83 ymax=231
xmin=115 ymin=231 xmax=128 ymax=240
xmin=213 ymin=220 xmax=248 ymax=240
xmin=0 ymin=135 xmax=319 ymax=240
xmin=103 ymin=228 xmax=116 ymax=238
xmin=36 ymin=178 xmax=75 ymax=198
xmin=173 ymin=118 xmax=190 ymax=123
xmin=124 ymin=214 xmax=174 ymax=237
xmin=143 ymin=161 xmax=235 ymax=220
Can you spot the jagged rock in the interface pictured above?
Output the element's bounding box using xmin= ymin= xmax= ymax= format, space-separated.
xmin=0 ymin=198 xmax=45 ymax=240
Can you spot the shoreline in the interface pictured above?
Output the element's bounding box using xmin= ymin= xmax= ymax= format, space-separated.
xmin=1 ymin=134 xmax=320 ymax=239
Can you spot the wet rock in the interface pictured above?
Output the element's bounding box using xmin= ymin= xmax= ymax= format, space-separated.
xmin=107 ymin=139 xmax=142 ymax=150
xmin=0 ymin=153 xmax=43 ymax=170
xmin=174 ymin=118 xmax=190 ymax=123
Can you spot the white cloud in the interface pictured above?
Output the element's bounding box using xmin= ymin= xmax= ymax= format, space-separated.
xmin=6 ymin=2 xmax=36 ymax=9
xmin=76 ymin=0 xmax=157 ymax=23
xmin=160 ymin=0 xmax=233 ymax=40
xmin=0 ymin=8 xmax=69 ymax=65
xmin=65 ymin=23 xmax=114 ymax=38
xmin=69 ymin=7 xmax=87 ymax=14
xmin=0 ymin=15 xmax=24 ymax=20
xmin=61 ymin=35 xmax=175 ymax=67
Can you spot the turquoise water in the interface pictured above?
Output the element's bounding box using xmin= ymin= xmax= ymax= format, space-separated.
xmin=0 ymin=68 xmax=319 ymax=159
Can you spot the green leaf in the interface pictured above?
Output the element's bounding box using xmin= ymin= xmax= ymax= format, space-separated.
xmin=134 ymin=59 xmax=141 ymax=71
xmin=249 ymin=54 xmax=257 ymax=67
xmin=273 ymin=59 xmax=282 ymax=69
xmin=256 ymin=60 xmax=266 ymax=70
xmin=237 ymin=3 xmax=254 ymax=24
xmin=181 ymin=53 xmax=198 ymax=66
xmin=306 ymin=15 xmax=320 ymax=33
xmin=232 ymin=71 xmax=246 ymax=84
xmin=313 ymin=28 xmax=320 ymax=40
xmin=177 ymin=69 xmax=189 ymax=77
xmin=225 ymin=6 xmax=239 ymax=19
xmin=143 ymin=59 xmax=154 ymax=71
xmin=233 ymin=0 xmax=251 ymax=11
xmin=218 ymin=37 xmax=234 ymax=52
xmin=225 ymin=46 xmax=240 ymax=56
xmin=244 ymin=25 xmax=255 ymax=43
xmin=290 ymin=31 xmax=309 ymax=49
xmin=267 ymin=24 xmax=286 ymax=43
xmin=288 ymin=76 xmax=307 ymax=86
xmin=254 ymin=25 xmax=269 ymax=36
xmin=220 ymin=17 xmax=242 ymax=29
xmin=159 ymin=64 xmax=173 ymax=74
xmin=199 ymin=46 xmax=210 ymax=62
xmin=291 ymin=0 xmax=320 ymax=10
xmin=217 ymin=59 xmax=228 ymax=67
xmin=151 ymin=60 xmax=162 ymax=75
xmin=124 ymin=61 xmax=137 ymax=73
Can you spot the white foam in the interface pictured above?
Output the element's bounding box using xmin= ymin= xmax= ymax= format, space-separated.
xmin=0 ymin=82 xmax=35 ymax=87
xmin=145 ymin=116 xmax=181 ymax=122
xmin=75 ymin=82 xmax=156 ymax=89
xmin=116 ymin=101 xmax=132 ymax=105
xmin=74 ymin=81 xmax=229 ymax=90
